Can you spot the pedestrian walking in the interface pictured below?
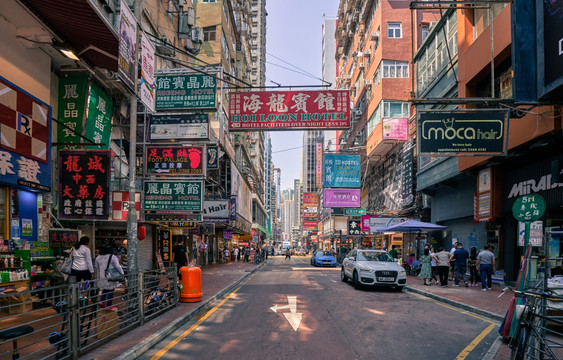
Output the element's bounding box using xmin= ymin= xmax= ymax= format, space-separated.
xmin=95 ymin=246 xmax=124 ymax=307
xmin=448 ymin=242 xmax=458 ymax=280
xmin=434 ymin=247 xmax=451 ymax=287
xmin=233 ymin=247 xmax=239 ymax=262
xmin=223 ymin=247 xmax=230 ymax=263
xmin=430 ymin=247 xmax=439 ymax=284
xmin=468 ymin=247 xmax=478 ymax=286
xmin=417 ymin=249 xmax=433 ymax=285
xmin=450 ymin=242 xmax=469 ymax=287
xmin=244 ymin=246 xmax=250 ymax=262
xmin=476 ymin=244 xmax=496 ymax=291
xmin=70 ymin=236 xmax=95 ymax=282
xmin=389 ymin=245 xmax=398 ymax=261
xmin=285 ymin=248 xmax=291 ymax=260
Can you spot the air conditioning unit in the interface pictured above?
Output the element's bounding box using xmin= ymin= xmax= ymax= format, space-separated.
xmin=364 ymin=49 xmax=371 ymax=56
xmin=365 ymin=80 xmax=372 ymax=87
xmin=358 ymin=62 xmax=365 ymax=69
xmin=359 ymin=28 xmax=365 ymax=36
xmin=370 ymin=31 xmax=379 ymax=41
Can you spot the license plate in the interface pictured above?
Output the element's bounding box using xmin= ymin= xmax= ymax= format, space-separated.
xmin=378 ymin=277 xmax=394 ymax=282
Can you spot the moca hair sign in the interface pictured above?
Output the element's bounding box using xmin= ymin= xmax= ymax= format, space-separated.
xmin=418 ymin=109 xmax=509 ymax=156
xmin=228 ymin=90 xmax=350 ymax=131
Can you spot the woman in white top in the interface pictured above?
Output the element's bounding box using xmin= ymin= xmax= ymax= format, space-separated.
xmin=70 ymin=236 xmax=95 ymax=282
xmin=95 ymin=246 xmax=124 ymax=307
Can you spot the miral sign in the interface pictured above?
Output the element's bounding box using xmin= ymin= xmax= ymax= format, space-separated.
xmin=418 ymin=109 xmax=509 ymax=156
xmin=228 ymin=90 xmax=350 ymax=131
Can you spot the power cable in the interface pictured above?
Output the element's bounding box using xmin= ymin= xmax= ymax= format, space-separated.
xmin=267 ymin=52 xmax=330 ymax=85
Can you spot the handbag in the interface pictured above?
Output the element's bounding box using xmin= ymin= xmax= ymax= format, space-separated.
xmin=105 ymin=254 xmax=124 ymax=282
xmin=60 ymin=248 xmax=74 ymax=274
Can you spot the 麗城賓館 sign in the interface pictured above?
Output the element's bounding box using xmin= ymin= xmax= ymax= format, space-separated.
xmin=58 ymin=150 xmax=111 ymax=219
xmin=155 ymin=73 xmax=216 ymax=110
xmin=418 ymin=109 xmax=509 ymax=156
xmin=146 ymin=146 xmax=204 ymax=175
xmin=228 ymin=90 xmax=350 ymax=131
xmin=144 ymin=180 xmax=203 ymax=212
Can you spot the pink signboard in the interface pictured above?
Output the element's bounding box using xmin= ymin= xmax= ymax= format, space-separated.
xmin=382 ymin=118 xmax=408 ymax=140
xmin=324 ymin=188 xmax=361 ymax=208
xmin=228 ymin=90 xmax=350 ymax=131
xmin=361 ymin=215 xmax=371 ymax=233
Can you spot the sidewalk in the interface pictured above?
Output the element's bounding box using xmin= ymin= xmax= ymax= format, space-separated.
xmin=83 ymin=259 xmax=265 ymax=360
xmin=85 ymin=265 xmax=514 ymax=360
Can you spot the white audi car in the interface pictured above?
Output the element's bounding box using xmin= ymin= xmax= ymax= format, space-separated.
xmin=341 ymin=249 xmax=407 ymax=291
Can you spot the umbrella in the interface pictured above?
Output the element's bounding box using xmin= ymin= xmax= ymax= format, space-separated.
xmin=376 ymin=219 xmax=447 ymax=233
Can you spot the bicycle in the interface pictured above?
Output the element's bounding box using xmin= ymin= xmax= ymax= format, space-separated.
xmin=502 ymin=286 xmax=563 ymax=360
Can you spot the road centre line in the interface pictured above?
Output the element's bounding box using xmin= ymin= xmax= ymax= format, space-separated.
xmin=407 ymin=291 xmax=498 ymax=360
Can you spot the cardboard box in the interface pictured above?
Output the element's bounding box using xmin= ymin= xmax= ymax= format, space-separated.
xmin=96 ymin=307 xmax=119 ymax=340
xmin=3 ymin=287 xmax=33 ymax=314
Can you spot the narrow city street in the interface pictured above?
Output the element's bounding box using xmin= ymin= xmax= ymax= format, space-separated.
xmin=140 ymin=256 xmax=500 ymax=360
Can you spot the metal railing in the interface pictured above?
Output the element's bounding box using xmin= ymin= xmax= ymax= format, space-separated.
xmin=0 ymin=267 xmax=177 ymax=360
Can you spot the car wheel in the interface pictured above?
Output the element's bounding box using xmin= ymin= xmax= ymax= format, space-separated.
xmin=340 ymin=267 xmax=348 ymax=282
xmin=395 ymin=286 xmax=404 ymax=292
xmin=353 ymin=271 xmax=361 ymax=290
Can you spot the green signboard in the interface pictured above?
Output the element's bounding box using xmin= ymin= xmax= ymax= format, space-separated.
xmin=57 ymin=76 xmax=89 ymax=148
xmin=512 ymin=194 xmax=546 ymax=222
xmin=155 ymin=73 xmax=217 ymax=110
xmin=144 ymin=180 xmax=203 ymax=212
xmin=84 ymin=83 xmax=113 ymax=149
xmin=344 ymin=208 xmax=366 ymax=216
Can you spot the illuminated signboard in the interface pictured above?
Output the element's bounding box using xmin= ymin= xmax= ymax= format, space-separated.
xmin=146 ymin=146 xmax=204 ymax=176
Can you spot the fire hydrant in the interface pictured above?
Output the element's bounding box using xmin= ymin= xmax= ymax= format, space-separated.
xmin=179 ymin=266 xmax=202 ymax=303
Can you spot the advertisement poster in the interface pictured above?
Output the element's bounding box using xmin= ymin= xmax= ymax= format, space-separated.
xmin=231 ymin=161 xmax=251 ymax=221
xmin=146 ymin=145 xmax=204 ymax=175
xmin=150 ymin=113 xmax=209 ymax=140
xmin=324 ymin=189 xmax=361 ymax=208
xmin=518 ymin=221 xmax=543 ymax=247
xmin=58 ymin=150 xmax=111 ymax=219
xmin=382 ymin=118 xmax=408 ymax=140
xmin=49 ymin=229 xmax=81 ymax=250
xmin=57 ymin=76 xmax=88 ymax=148
xmin=229 ymin=90 xmax=350 ymax=131
xmin=323 ymin=154 xmax=361 ymax=188
xmin=155 ymin=73 xmax=217 ymax=110
xmin=203 ymin=200 xmax=230 ymax=218
xmin=84 ymin=83 xmax=113 ymax=149
xmin=207 ymin=145 xmax=219 ymax=169
xmin=118 ymin=0 xmax=137 ymax=90
xmin=140 ymin=32 xmax=156 ymax=113
xmin=302 ymin=192 xmax=318 ymax=230
xmin=21 ymin=219 xmax=32 ymax=236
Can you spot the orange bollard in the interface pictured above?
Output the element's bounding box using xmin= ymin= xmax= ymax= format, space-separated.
xmin=179 ymin=266 xmax=202 ymax=303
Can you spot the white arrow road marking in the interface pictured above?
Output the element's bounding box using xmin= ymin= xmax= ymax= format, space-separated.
xmin=270 ymin=296 xmax=303 ymax=331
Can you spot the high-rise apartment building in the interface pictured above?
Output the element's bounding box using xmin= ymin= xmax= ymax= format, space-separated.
xmin=249 ymin=0 xmax=267 ymax=87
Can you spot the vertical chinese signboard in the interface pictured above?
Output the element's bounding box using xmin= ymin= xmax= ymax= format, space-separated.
xmin=0 ymin=76 xmax=52 ymax=191
xmin=155 ymin=73 xmax=217 ymax=110
xmin=145 ymin=145 xmax=204 ymax=175
xmin=57 ymin=76 xmax=88 ymax=148
xmin=303 ymin=193 xmax=318 ymax=230
xmin=157 ymin=228 xmax=171 ymax=262
xmin=316 ymin=142 xmax=323 ymax=187
xmin=58 ymin=150 xmax=111 ymax=219
xmin=84 ymin=83 xmax=113 ymax=149
xmin=140 ymin=32 xmax=156 ymax=113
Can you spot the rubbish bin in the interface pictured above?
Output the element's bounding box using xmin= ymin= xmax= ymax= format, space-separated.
xmin=179 ymin=266 xmax=202 ymax=303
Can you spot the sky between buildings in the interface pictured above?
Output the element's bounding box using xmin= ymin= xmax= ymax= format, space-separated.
xmin=266 ymin=0 xmax=340 ymax=190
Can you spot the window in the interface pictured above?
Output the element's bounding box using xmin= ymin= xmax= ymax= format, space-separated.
xmin=421 ymin=25 xmax=429 ymax=42
xmin=203 ymin=26 xmax=216 ymax=41
xmin=381 ymin=60 xmax=409 ymax=78
xmin=387 ymin=23 xmax=402 ymax=38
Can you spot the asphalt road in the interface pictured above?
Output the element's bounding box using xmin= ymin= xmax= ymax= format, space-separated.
xmin=140 ymin=256 xmax=500 ymax=360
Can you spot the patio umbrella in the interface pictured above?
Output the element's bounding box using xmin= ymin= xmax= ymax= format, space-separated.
xmin=376 ymin=219 xmax=447 ymax=233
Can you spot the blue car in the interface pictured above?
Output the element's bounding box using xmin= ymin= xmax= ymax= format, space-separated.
xmin=311 ymin=250 xmax=337 ymax=267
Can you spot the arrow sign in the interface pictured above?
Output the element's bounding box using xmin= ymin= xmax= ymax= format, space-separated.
xmin=270 ymin=296 xmax=303 ymax=331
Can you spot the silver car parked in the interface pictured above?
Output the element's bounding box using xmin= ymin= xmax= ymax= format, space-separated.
xmin=341 ymin=249 xmax=407 ymax=291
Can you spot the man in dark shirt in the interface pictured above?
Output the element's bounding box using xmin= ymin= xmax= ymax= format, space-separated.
xmin=172 ymin=240 xmax=189 ymax=276
xmin=450 ymin=242 xmax=469 ymax=287
xmin=38 ymin=264 xmax=65 ymax=305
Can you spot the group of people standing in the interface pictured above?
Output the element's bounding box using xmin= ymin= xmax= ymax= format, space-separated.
xmin=416 ymin=242 xmax=496 ymax=291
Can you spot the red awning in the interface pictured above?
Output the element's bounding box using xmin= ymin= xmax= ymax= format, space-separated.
xmin=20 ymin=0 xmax=119 ymax=71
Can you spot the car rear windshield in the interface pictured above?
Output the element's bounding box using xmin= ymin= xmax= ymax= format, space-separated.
xmin=358 ymin=252 xmax=394 ymax=262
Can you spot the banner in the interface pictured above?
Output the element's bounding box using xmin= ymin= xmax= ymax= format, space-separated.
xmin=57 ymin=76 xmax=88 ymax=148
xmin=140 ymin=32 xmax=156 ymax=113
xmin=150 ymin=113 xmax=209 ymax=140
xmin=382 ymin=118 xmax=408 ymax=140
xmin=118 ymin=0 xmax=137 ymax=90
xmin=323 ymin=154 xmax=361 ymax=188
xmin=84 ymin=83 xmax=113 ymax=149
xmin=206 ymin=145 xmax=219 ymax=169
xmin=58 ymin=150 xmax=111 ymax=219
xmin=155 ymin=73 xmax=217 ymax=110
xmin=203 ymin=200 xmax=230 ymax=218
xmin=144 ymin=180 xmax=203 ymax=212
xmin=146 ymin=145 xmax=204 ymax=175
xmin=418 ymin=110 xmax=509 ymax=156
xmin=302 ymin=193 xmax=318 ymax=230
xmin=229 ymin=90 xmax=350 ymax=131
xmin=324 ymin=189 xmax=361 ymax=208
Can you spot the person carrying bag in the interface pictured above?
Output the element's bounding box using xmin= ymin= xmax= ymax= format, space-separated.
xmin=60 ymin=247 xmax=74 ymax=275
xmin=95 ymin=247 xmax=125 ymax=307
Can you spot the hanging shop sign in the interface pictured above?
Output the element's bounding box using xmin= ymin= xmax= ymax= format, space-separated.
xmin=111 ymin=191 xmax=141 ymax=221
xmin=145 ymin=145 xmax=204 ymax=175
xmin=316 ymin=142 xmax=323 ymax=187
xmin=155 ymin=73 xmax=217 ymax=110
xmin=145 ymin=213 xmax=202 ymax=222
xmin=324 ymin=189 xmax=361 ymax=208
xmin=365 ymin=217 xmax=408 ymax=233
xmin=206 ymin=145 xmax=219 ymax=170
xmin=348 ymin=219 xmax=365 ymax=236
xmin=118 ymin=0 xmax=137 ymax=91
xmin=149 ymin=113 xmax=209 ymax=140
xmin=0 ymin=76 xmax=52 ymax=191
xmin=344 ymin=208 xmax=366 ymax=216
xmin=303 ymin=193 xmax=318 ymax=230
xmin=228 ymin=90 xmax=350 ymax=131
xmin=418 ymin=110 xmax=509 ymax=156
xmin=48 ymin=229 xmax=81 ymax=249
xmin=84 ymin=83 xmax=114 ymax=149
xmin=512 ymin=193 xmax=546 ymax=222
xmin=383 ymin=118 xmax=408 ymax=140
xmin=231 ymin=161 xmax=252 ymax=221
xmin=144 ymin=180 xmax=203 ymax=212
xmin=58 ymin=150 xmax=111 ymax=219
xmin=140 ymin=32 xmax=156 ymax=113
xmin=57 ymin=76 xmax=88 ymax=149
xmin=323 ymin=154 xmax=361 ymax=188
xmin=203 ymin=200 xmax=230 ymax=218
xmin=156 ymin=228 xmax=171 ymax=262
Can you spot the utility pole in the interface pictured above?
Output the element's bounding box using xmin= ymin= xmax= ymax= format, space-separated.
xmin=126 ymin=0 xmax=142 ymax=274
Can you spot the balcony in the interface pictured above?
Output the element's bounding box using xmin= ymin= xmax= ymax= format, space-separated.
xmin=366 ymin=118 xmax=408 ymax=160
